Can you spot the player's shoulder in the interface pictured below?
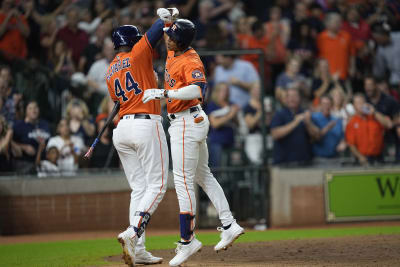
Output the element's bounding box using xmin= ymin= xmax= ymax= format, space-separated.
xmin=183 ymin=48 xmax=203 ymax=65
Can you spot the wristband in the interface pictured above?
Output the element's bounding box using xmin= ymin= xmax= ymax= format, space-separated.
xmin=164 ymin=90 xmax=169 ymax=98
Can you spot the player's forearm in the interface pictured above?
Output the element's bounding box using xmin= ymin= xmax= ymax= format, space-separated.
xmin=166 ymin=84 xmax=201 ymax=100
xmin=245 ymin=112 xmax=261 ymax=129
xmin=374 ymin=111 xmax=392 ymax=129
xmin=271 ymin=120 xmax=299 ymax=140
xmin=235 ymin=80 xmax=255 ymax=91
xmin=145 ymin=19 xmax=164 ymax=48
xmin=209 ymin=115 xmax=232 ymax=129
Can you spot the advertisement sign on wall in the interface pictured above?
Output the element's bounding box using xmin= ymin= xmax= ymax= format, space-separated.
xmin=325 ymin=170 xmax=400 ymax=222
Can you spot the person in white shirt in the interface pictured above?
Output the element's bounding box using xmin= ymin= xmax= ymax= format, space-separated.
xmin=86 ymin=38 xmax=114 ymax=96
xmin=47 ymin=119 xmax=84 ymax=176
xmin=36 ymin=141 xmax=60 ymax=178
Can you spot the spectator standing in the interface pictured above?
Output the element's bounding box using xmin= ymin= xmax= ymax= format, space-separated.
xmin=330 ymin=87 xmax=354 ymax=128
xmin=346 ymin=93 xmax=391 ymax=165
xmin=364 ymin=76 xmax=399 ymax=119
xmin=0 ymin=115 xmax=13 ymax=173
xmin=85 ymin=38 xmax=115 ymax=110
xmin=275 ymin=57 xmax=310 ymax=104
xmin=317 ymin=13 xmax=355 ymax=81
xmin=0 ymin=65 xmax=23 ymax=124
xmin=47 ymin=119 xmax=84 ymax=176
xmin=78 ymin=23 xmax=107 ymax=74
xmin=311 ymin=59 xmax=344 ymax=106
xmin=47 ymin=40 xmax=75 ymax=78
xmin=264 ymin=6 xmax=290 ymax=47
xmin=0 ymin=0 xmax=30 ymax=59
xmin=205 ymin=83 xmax=239 ymax=167
xmin=65 ymin=98 xmax=95 ymax=146
xmin=311 ymin=95 xmax=346 ymax=165
xmin=56 ymin=6 xmax=89 ymax=66
xmin=214 ymin=54 xmax=260 ymax=108
xmin=243 ymin=85 xmax=267 ymax=165
xmin=342 ymin=7 xmax=371 ymax=53
xmin=12 ymin=101 xmax=51 ymax=174
xmin=288 ymin=21 xmax=317 ymax=76
xmin=270 ymin=88 xmax=319 ymax=165
xmin=372 ymin=24 xmax=400 ymax=89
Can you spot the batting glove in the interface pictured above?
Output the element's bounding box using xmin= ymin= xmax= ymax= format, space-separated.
xmin=142 ymin=89 xmax=166 ymax=103
xmin=157 ymin=8 xmax=179 ymax=23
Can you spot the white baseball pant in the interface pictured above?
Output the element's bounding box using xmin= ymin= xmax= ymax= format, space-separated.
xmin=113 ymin=114 xmax=169 ymax=237
xmin=168 ymin=106 xmax=234 ymax=240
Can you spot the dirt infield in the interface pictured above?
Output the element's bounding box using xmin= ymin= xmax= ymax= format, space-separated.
xmin=106 ymin=234 xmax=400 ymax=267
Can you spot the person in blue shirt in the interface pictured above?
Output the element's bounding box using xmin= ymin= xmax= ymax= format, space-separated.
xmin=12 ymin=101 xmax=51 ymax=174
xmin=311 ymin=95 xmax=346 ymax=163
xmin=270 ymin=88 xmax=319 ymax=166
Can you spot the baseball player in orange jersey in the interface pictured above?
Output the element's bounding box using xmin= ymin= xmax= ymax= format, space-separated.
xmin=143 ymin=19 xmax=244 ymax=266
xmin=108 ymin=8 xmax=178 ymax=267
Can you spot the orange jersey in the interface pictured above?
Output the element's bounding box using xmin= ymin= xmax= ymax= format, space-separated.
xmin=106 ymin=34 xmax=160 ymax=117
xmin=164 ymin=48 xmax=207 ymax=114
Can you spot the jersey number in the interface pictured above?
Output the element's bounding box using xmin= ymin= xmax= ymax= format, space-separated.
xmin=114 ymin=72 xmax=142 ymax=101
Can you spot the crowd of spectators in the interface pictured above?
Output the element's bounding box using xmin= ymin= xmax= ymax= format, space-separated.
xmin=0 ymin=0 xmax=400 ymax=176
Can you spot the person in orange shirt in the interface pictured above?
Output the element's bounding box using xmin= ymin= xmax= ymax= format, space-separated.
xmin=143 ymin=19 xmax=244 ymax=267
xmin=346 ymin=93 xmax=391 ymax=166
xmin=317 ymin=13 xmax=355 ymax=81
xmin=109 ymin=8 xmax=178 ymax=266
xmin=0 ymin=0 xmax=29 ymax=59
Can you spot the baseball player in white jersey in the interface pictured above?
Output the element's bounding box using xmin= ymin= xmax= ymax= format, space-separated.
xmin=143 ymin=19 xmax=244 ymax=266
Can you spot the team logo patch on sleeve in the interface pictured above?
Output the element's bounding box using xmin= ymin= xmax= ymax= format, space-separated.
xmin=192 ymin=70 xmax=204 ymax=79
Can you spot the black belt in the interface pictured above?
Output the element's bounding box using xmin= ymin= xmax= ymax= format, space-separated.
xmin=120 ymin=114 xmax=151 ymax=120
xmin=168 ymin=106 xmax=200 ymax=121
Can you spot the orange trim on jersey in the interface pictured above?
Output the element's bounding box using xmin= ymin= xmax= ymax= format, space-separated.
xmin=144 ymin=122 xmax=165 ymax=215
xmin=182 ymin=117 xmax=193 ymax=214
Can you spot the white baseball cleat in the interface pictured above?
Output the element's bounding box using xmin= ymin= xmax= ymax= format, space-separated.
xmin=214 ymin=221 xmax=244 ymax=252
xmin=118 ymin=227 xmax=138 ymax=267
xmin=169 ymin=238 xmax=202 ymax=266
xmin=135 ymin=250 xmax=163 ymax=265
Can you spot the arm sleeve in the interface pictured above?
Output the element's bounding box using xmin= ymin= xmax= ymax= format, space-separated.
xmin=183 ymin=63 xmax=207 ymax=98
xmin=145 ymin=19 xmax=164 ymax=49
xmin=167 ymin=84 xmax=201 ymax=100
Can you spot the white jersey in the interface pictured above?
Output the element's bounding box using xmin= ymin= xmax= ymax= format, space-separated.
xmin=47 ymin=135 xmax=85 ymax=176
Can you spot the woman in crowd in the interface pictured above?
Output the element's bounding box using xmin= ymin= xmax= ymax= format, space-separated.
xmin=330 ymin=87 xmax=354 ymax=128
xmin=275 ymin=57 xmax=309 ymax=105
xmin=47 ymin=40 xmax=75 ymax=78
xmin=311 ymin=59 xmax=344 ymax=107
xmin=65 ymin=98 xmax=95 ymax=146
xmin=243 ymin=85 xmax=267 ymax=165
xmin=205 ymin=82 xmax=239 ymax=167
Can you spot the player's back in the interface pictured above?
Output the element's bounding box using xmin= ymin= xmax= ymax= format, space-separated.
xmin=165 ymin=48 xmax=207 ymax=114
xmin=106 ymin=36 xmax=160 ymax=116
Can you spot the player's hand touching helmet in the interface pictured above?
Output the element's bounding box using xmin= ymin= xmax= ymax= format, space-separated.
xmin=142 ymin=89 xmax=166 ymax=103
xmin=157 ymin=8 xmax=179 ymax=23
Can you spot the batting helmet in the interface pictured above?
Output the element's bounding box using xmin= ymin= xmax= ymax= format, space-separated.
xmin=165 ymin=19 xmax=196 ymax=50
xmin=111 ymin=25 xmax=142 ymax=50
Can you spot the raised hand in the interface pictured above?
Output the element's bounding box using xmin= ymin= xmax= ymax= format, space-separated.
xmin=157 ymin=8 xmax=179 ymax=23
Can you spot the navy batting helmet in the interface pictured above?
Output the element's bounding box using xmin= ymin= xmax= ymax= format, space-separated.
xmin=165 ymin=19 xmax=196 ymax=50
xmin=112 ymin=25 xmax=142 ymax=50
